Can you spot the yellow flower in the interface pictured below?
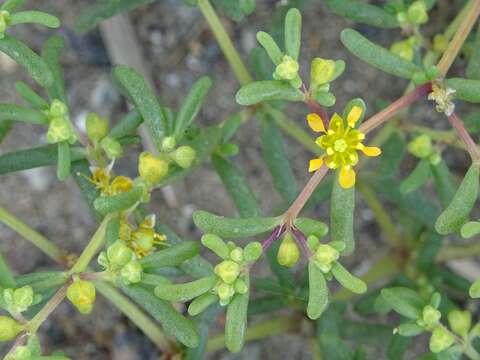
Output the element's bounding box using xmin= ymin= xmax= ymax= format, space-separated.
xmin=127 ymin=215 xmax=166 ymax=257
xmin=87 ymin=166 xmax=133 ymax=196
xmin=307 ymin=106 xmax=381 ymax=189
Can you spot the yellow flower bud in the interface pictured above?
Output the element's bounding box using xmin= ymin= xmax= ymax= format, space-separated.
xmin=0 ymin=316 xmax=21 ymax=341
xmin=277 ymin=233 xmax=300 ymax=268
xmin=108 ymin=176 xmax=133 ymax=195
xmin=390 ymin=40 xmax=414 ymax=62
xmin=310 ymin=58 xmax=336 ymax=86
xmin=275 ymin=55 xmax=299 ymax=81
xmin=229 ymin=247 xmax=244 ymax=263
xmin=171 ymin=146 xmax=196 ymax=169
xmin=50 ymin=100 xmax=68 ymax=117
xmin=407 ymin=1 xmax=428 ymax=25
xmin=132 ymin=228 xmax=155 ymax=254
xmin=314 ymin=244 xmax=339 ymax=273
xmin=86 ymin=112 xmax=109 ymax=143
xmin=448 ymin=309 xmax=471 ymax=337
xmin=161 ymin=136 xmax=176 ymax=152
xmin=214 ymin=260 xmax=240 ymax=284
xmin=217 ymin=283 xmax=235 ymax=304
xmin=120 ymin=261 xmax=143 ymax=284
xmin=429 ymin=326 xmax=455 ymax=353
xmin=138 ymin=152 xmax=169 ymax=184
xmin=67 ymin=279 xmax=96 ymax=315
xmin=47 ymin=117 xmax=76 ymax=144
xmin=107 ymin=241 xmax=134 ymax=269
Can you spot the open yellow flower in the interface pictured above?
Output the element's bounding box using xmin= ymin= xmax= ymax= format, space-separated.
xmin=307 ymin=106 xmax=381 ymax=189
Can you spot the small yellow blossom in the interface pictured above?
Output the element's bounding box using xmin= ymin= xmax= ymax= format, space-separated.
xmin=307 ymin=106 xmax=381 ymax=189
xmin=126 ymin=215 xmax=166 ymax=258
xmin=88 ymin=166 xmax=133 ymax=196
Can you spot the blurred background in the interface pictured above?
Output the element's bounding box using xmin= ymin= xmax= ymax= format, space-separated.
xmin=0 ymin=0 xmax=471 ymax=358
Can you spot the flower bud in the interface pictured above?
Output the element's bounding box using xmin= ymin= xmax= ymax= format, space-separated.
xmin=390 ymin=40 xmax=414 ymax=62
xmin=429 ymin=326 xmax=455 ymax=353
xmin=0 ymin=316 xmax=21 ymax=341
xmin=107 ymin=241 xmax=134 ymax=269
xmin=433 ymin=34 xmax=448 ymax=53
xmin=86 ymin=113 xmax=109 ymax=143
xmin=448 ymin=309 xmax=471 ymax=337
xmin=138 ymin=152 xmax=169 ymax=184
xmin=229 ymin=247 xmax=244 ymax=263
xmin=3 ymin=286 xmax=34 ymax=313
xmin=314 ymin=244 xmax=339 ymax=273
xmin=100 ymin=136 xmax=123 ymax=159
xmin=161 ymin=136 xmax=176 ymax=152
xmin=407 ymin=134 xmax=433 ymax=159
xmin=109 ymin=176 xmax=133 ymax=195
xmin=310 ymin=58 xmax=336 ymax=86
xmin=7 ymin=346 xmax=31 ymax=360
xmin=50 ymin=100 xmax=68 ymax=117
xmin=234 ymin=278 xmax=248 ymax=294
xmin=47 ymin=117 xmax=76 ymax=144
xmin=214 ymin=260 xmax=240 ymax=284
xmin=275 ymin=55 xmax=299 ymax=81
xmin=120 ymin=261 xmax=143 ymax=284
xmin=171 ymin=146 xmax=196 ymax=169
xmin=67 ymin=279 xmax=96 ymax=315
xmin=0 ymin=11 xmax=10 ymax=38
xmin=243 ymin=242 xmax=262 ymax=262
xmin=217 ymin=283 xmax=235 ymax=304
xmin=277 ymin=233 xmax=300 ymax=268
xmin=396 ymin=11 xmax=408 ymax=26
xmin=407 ymin=1 xmax=428 ymax=24
xmin=132 ymin=228 xmax=155 ymax=254
xmin=419 ymin=305 xmax=441 ymax=329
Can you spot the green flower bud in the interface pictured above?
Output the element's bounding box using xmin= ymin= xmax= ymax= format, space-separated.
xmin=277 ymin=233 xmax=300 ymax=268
xmin=407 ymin=1 xmax=428 ymax=24
xmin=201 ymin=233 xmax=230 ymax=259
xmin=50 ymin=100 xmax=68 ymax=117
xmin=47 ymin=117 xmax=76 ymax=144
xmin=274 ymin=55 xmax=299 ymax=81
xmin=7 ymin=346 xmax=31 ymax=360
xmin=86 ymin=113 xmax=109 ymax=143
xmin=120 ymin=261 xmax=143 ymax=284
xmin=419 ymin=305 xmax=441 ymax=329
xmin=243 ymin=242 xmax=262 ymax=262
xmin=433 ymin=34 xmax=448 ymax=53
xmin=229 ymin=247 xmax=244 ymax=263
xmin=138 ymin=152 xmax=169 ymax=184
xmin=214 ymin=260 xmax=240 ymax=284
xmin=448 ymin=309 xmax=471 ymax=337
xmin=217 ymin=283 xmax=235 ymax=304
xmin=132 ymin=228 xmax=155 ymax=253
xmin=390 ymin=40 xmax=414 ymax=62
xmin=0 ymin=316 xmax=22 ymax=341
xmin=0 ymin=11 xmax=10 ymax=38
xmin=161 ymin=136 xmax=176 ymax=152
xmin=66 ymin=279 xmax=96 ymax=315
xmin=396 ymin=11 xmax=408 ymax=26
xmin=107 ymin=241 xmax=134 ymax=269
xmin=429 ymin=326 xmax=455 ymax=353
xmin=314 ymin=244 xmax=339 ymax=273
xmin=234 ymin=278 xmax=248 ymax=294
xmin=97 ymin=251 xmax=109 ymax=268
xmin=407 ymin=134 xmax=433 ymax=159
xmin=3 ymin=286 xmax=34 ymax=313
xmin=100 ymin=136 xmax=123 ymax=159
xmin=171 ymin=146 xmax=196 ymax=169
xmin=310 ymin=58 xmax=335 ymax=86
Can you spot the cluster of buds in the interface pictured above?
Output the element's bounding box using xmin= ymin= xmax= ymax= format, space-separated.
xmin=3 ymin=285 xmax=39 ymax=314
xmin=396 ymin=0 xmax=429 ymax=27
xmin=274 ymin=55 xmax=300 ymax=83
xmin=202 ymin=234 xmax=262 ymax=306
xmin=308 ymin=57 xmax=345 ymax=107
xmin=308 ymin=236 xmax=343 ymax=275
xmin=45 ymin=100 xmax=77 ymax=145
xmin=118 ymin=215 xmax=166 ymax=258
xmin=98 ymin=240 xmax=143 ymax=285
xmin=66 ymin=278 xmax=96 ymax=314
xmin=85 ymin=112 xmax=123 ymax=159
xmin=428 ymin=82 xmax=456 ymax=116
xmin=0 ymin=10 xmax=10 ymax=39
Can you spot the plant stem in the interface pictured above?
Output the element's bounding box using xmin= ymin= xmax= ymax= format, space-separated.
xmin=283 ymin=164 xmax=329 ymax=224
xmin=0 ymin=206 xmax=68 ymax=265
xmin=357 ymin=181 xmax=403 ymax=247
xmin=400 ymin=123 xmax=463 ymax=149
xmin=359 ymin=83 xmax=432 ymax=134
xmin=95 ymin=281 xmax=174 ymax=352
xmin=28 ymin=284 xmax=68 ymax=333
xmin=206 ymin=315 xmax=300 ymax=352
xmin=437 ymin=0 xmax=480 ymax=76
xmin=437 ymin=240 xmax=480 ymax=262
xmin=197 ymin=0 xmax=252 ymax=85
xmin=68 ymin=215 xmax=110 ymax=275
xmin=447 ymin=112 xmax=480 ymax=162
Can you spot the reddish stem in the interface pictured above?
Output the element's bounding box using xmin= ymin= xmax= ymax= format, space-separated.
xmin=448 ymin=112 xmax=480 ymax=162
xmin=261 ymin=225 xmax=286 ymax=251
xmin=291 ymin=228 xmax=313 ymax=257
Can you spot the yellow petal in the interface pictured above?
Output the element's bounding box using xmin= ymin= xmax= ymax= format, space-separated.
xmin=307 ymin=113 xmax=326 ymax=133
xmin=339 ymin=166 xmax=356 ymax=189
xmin=347 ymin=106 xmax=363 ymax=128
xmin=309 ymin=157 xmax=324 ymax=172
xmin=362 ymin=146 xmax=382 ymax=157
xmin=329 ymin=113 xmax=345 ymax=134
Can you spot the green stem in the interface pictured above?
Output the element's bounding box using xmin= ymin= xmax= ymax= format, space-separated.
xmin=437 ymin=241 xmax=480 ymax=262
xmin=68 ymin=215 xmax=111 ymax=275
xmin=206 ymin=315 xmax=299 ymax=352
xmin=95 ymin=281 xmax=174 ymax=353
xmin=28 ymin=284 xmax=68 ymax=333
xmin=0 ymin=206 xmax=68 ymax=265
xmin=197 ymin=0 xmax=253 ymax=85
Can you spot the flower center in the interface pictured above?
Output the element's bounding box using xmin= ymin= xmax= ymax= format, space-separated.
xmin=333 ymin=139 xmax=347 ymax=152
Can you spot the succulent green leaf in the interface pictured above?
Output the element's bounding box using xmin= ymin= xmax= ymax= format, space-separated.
xmin=0 ymin=119 xmax=13 ymax=144
xmin=340 ymin=29 xmax=422 ymax=80
xmin=113 ymin=65 xmax=167 ymax=150
xmin=15 ymin=271 xmax=67 ymax=293
xmin=294 ymin=218 xmax=329 ymax=238
xmin=0 ymin=35 xmax=52 ymax=87
xmin=121 ymin=284 xmax=199 ymax=348
xmin=0 ymin=253 xmax=15 ymax=289
xmin=108 ymin=110 xmax=143 ymax=139
xmin=435 ymin=164 xmax=480 ymax=235
xmin=307 ymin=260 xmax=329 ymax=320
xmin=256 ymin=31 xmax=283 ymax=65
xmin=10 ymin=11 xmax=60 ymax=28
xmin=461 ymin=221 xmax=480 ymax=239
xmin=56 ymin=141 xmax=70 ymax=181
xmin=326 ymin=0 xmax=399 ymax=28
xmin=139 ymin=241 xmax=200 ymax=270
xmin=331 ymin=261 xmax=366 ymax=294
xmin=201 ymin=234 xmax=229 ymax=259
xmin=193 ymin=210 xmax=281 ymax=238
xmin=235 ymin=80 xmax=305 ymax=106
xmin=188 ymin=293 xmax=218 ymax=316
xmin=331 ymin=170 xmax=355 ymax=255
xmin=445 ymin=78 xmax=480 ymax=103
xmin=154 ymin=276 xmax=217 ymax=302
xmin=1 ymin=0 xmax=27 ymax=11
xmin=469 ymin=278 xmax=480 ymax=298
xmin=105 ymin=216 xmax=120 ymax=246
xmin=15 ymin=81 xmax=49 ymax=110
xmin=467 ymin=25 xmax=480 ymax=80
xmin=41 ymin=36 xmax=67 ymax=103
xmin=397 ymin=323 xmax=424 ymax=337
xmin=284 ymin=8 xmax=302 ymax=60
xmin=430 ymin=159 xmax=456 ymax=208
xmin=378 ymin=130 xmax=406 ymax=177
xmin=225 ymin=275 xmax=250 ymax=352
xmin=380 ymin=287 xmax=424 ymax=319
xmin=0 ymin=104 xmax=48 ymax=125
xmin=399 ymin=159 xmax=431 ymax=194
xmin=93 ymin=186 xmax=143 ymax=215
xmin=174 ymin=76 xmax=212 ymax=141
